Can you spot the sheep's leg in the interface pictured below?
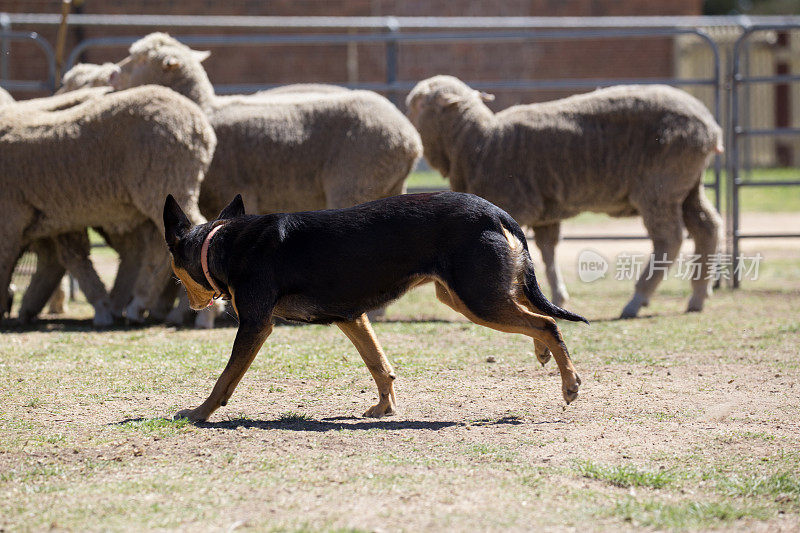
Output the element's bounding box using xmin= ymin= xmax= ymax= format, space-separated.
xmin=47 ymin=279 xmax=67 ymax=314
xmin=194 ymin=301 xmax=226 ymax=329
xmin=18 ymin=239 xmax=66 ymax=323
xmin=53 ymin=232 xmax=113 ymax=327
xmin=533 ymin=222 xmax=569 ymax=306
xmin=125 ymin=222 xmax=172 ymax=323
xmin=0 ymin=233 xmax=26 ymax=318
xmin=621 ymin=203 xmax=684 ymax=319
xmin=148 ymin=281 xmax=179 ymax=323
xmin=166 ymin=291 xmax=190 ymax=326
xmin=336 ymin=314 xmax=397 ymax=418
xmin=106 ymin=229 xmax=143 ymax=319
xmin=682 ymin=183 xmax=722 ymax=312
xmin=530 ymin=223 xmax=568 ymax=366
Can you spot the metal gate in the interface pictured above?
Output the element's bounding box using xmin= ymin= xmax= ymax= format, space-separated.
xmin=730 ymin=23 xmax=800 ymax=287
xmin=0 ymin=18 xmax=56 ymax=93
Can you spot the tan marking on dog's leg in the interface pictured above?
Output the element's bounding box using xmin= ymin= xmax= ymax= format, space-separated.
xmin=337 ymin=314 xmax=397 ymax=418
xmin=175 ymin=322 xmax=272 ymax=422
xmin=434 ymin=282 xmax=580 ymax=404
xmin=514 ymin=292 xmax=553 ymax=367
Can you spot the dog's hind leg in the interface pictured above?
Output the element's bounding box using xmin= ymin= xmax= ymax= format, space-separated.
xmin=53 ymin=232 xmax=114 ymax=327
xmin=337 ymin=314 xmax=397 ymax=418
xmin=434 ymin=282 xmax=580 ymax=404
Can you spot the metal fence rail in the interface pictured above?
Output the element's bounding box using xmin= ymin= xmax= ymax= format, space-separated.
xmin=0 ymin=27 xmax=55 ymax=93
xmin=5 ymin=13 xmax=800 ymax=29
xmin=730 ymin=24 xmax=800 ymax=287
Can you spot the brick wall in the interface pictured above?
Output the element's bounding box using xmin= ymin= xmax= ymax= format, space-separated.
xmin=0 ymin=0 xmax=703 ymax=107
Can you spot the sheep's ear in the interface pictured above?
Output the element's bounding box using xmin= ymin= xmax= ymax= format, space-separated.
xmin=216 ymin=194 xmax=245 ymax=220
xmin=435 ymin=92 xmax=462 ymax=107
xmin=192 ymin=50 xmax=211 ymax=63
xmin=164 ymin=195 xmax=191 ymax=248
xmin=478 ymin=91 xmax=495 ymax=102
xmin=162 ymin=56 xmax=181 ymax=71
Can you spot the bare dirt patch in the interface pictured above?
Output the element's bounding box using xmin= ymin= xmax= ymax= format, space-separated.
xmin=1 ymin=215 xmax=799 ymax=531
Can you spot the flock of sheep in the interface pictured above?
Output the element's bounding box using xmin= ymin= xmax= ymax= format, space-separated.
xmin=0 ymin=32 xmax=723 ymax=328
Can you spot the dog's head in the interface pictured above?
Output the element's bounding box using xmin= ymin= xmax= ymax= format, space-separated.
xmin=163 ymin=194 xmax=245 ymax=310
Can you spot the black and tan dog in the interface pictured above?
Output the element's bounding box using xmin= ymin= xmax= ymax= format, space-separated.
xmin=164 ymin=192 xmax=587 ymax=422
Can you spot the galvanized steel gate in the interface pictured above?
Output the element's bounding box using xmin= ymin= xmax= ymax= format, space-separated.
xmin=729 ymin=23 xmax=800 ymax=287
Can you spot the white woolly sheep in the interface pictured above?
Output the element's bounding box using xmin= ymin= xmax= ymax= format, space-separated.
xmin=5 ymin=87 xmax=120 ymax=325
xmin=0 ymin=86 xmax=13 ymax=106
xmin=0 ymin=85 xmax=216 ymax=321
xmin=13 ymin=85 xmax=176 ymax=324
xmin=7 ymin=87 xmax=167 ymax=325
xmin=112 ymin=33 xmax=422 ymax=326
xmin=407 ymin=75 xmax=723 ymax=320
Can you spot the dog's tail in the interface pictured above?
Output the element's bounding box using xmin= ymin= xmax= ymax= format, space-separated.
xmin=500 ymin=216 xmax=589 ymax=325
xmin=522 ymin=262 xmax=589 ymax=324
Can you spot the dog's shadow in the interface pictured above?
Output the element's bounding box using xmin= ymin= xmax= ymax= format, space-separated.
xmin=113 ymin=414 xmax=526 ymax=432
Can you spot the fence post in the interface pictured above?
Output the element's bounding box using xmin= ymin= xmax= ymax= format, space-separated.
xmin=0 ymin=13 xmax=10 ymax=81
xmin=384 ymin=16 xmax=399 ymax=107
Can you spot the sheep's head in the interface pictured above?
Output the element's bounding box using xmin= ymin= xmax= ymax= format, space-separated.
xmin=57 ymin=63 xmax=120 ymax=94
xmin=112 ymin=32 xmax=210 ymax=92
xmin=406 ymin=75 xmax=494 ymax=179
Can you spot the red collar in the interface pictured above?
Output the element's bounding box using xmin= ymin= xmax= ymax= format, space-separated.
xmin=201 ymin=223 xmax=229 ymax=300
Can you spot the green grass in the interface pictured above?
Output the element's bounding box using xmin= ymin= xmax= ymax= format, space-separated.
xmin=576 ymin=460 xmax=675 ymax=489
xmin=118 ymin=417 xmax=192 ymax=435
xmin=278 ymin=411 xmax=314 ymax=423
xmin=716 ymin=471 xmax=800 ymax=499
xmin=406 ymin=169 xmax=448 ymax=190
xmin=610 ymin=499 xmax=772 ymax=530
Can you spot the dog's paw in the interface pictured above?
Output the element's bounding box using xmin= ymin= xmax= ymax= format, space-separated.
xmin=363 ymin=402 xmax=396 ymax=418
xmin=562 ymin=373 xmax=582 ymax=405
xmin=174 ymin=408 xmax=207 ymax=423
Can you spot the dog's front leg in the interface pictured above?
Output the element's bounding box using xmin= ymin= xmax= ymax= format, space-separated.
xmin=176 ymin=318 xmax=273 ymax=423
xmin=337 ymin=314 xmax=397 ymax=418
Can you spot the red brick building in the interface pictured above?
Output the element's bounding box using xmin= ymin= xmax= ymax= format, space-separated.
xmin=1 ymin=0 xmax=703 ymax=108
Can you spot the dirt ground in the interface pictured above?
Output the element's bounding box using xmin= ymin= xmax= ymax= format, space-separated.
xmin=1 ymin=214 xmax=798 ymax=531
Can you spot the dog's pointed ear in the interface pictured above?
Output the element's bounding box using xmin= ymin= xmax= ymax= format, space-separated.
xmin=164 ymin=194 xmax=191 ymax=248
xmin=216 ymin=194 xmax=245 ymax=220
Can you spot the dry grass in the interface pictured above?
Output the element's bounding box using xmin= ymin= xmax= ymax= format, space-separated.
xmin=1 ymin=222 xmax=799 ymax=531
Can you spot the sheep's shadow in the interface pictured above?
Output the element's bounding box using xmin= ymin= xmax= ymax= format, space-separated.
xmin=0 ymin=317 xmax=160 ymax=333
xmin=113 ymin=414 xmax=527 ymax=432
xmin=588 ymin=310 xmax=686 ymax=323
